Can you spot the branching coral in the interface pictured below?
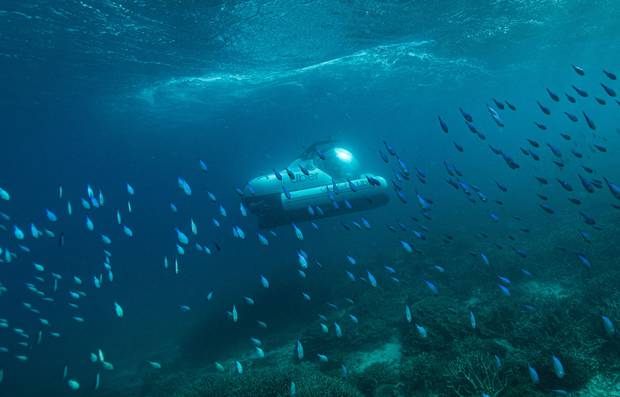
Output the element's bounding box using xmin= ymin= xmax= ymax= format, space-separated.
xmin=445 ymin=353 xmax=507 ymax=397
xmin=140 ymin=363 xmax=363 ymax=397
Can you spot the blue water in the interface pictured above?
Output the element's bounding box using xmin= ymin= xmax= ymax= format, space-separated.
xmin=1 ymin=1 xmax=620 ymax=396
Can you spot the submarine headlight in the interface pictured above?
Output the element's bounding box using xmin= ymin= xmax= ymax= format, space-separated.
xmin=334 ymin=148 xmax=353 ymax=163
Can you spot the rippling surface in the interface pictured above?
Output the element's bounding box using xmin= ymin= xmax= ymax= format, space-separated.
xmin=2 ymin=0 xmax=618 ymax=112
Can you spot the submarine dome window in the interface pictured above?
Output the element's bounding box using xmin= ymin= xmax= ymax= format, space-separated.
xmin=334 ymin=148 xmax=353 ymax=163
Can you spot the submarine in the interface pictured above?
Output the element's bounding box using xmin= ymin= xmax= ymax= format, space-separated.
xmin=241 ymin=141 xmax=390 ymax=228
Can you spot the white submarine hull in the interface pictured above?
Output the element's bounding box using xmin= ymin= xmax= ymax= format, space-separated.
xmin=242 ymin=167 xmax=389 ymax=228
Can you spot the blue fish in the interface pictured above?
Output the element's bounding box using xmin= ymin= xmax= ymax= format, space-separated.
xmin=45 ymin=209 xmax=58 ymax=222
xmin=577 ymin=253 xmax=591 ymax=268
xmin=552 ymin=355 xmax=565 ymax=379
xmin=528 ymin=364 xmax=540 ymax=384
xmin=602 ymin=315 xmax=615 ymax=336
xmin=437 ymin=115 xmax=449 ymax=133
xmin=423 ymin=280 xmax=438 ymax=295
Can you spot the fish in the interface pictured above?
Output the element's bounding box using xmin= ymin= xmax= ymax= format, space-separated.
xmin=602 ymin=315 xmax=615 ymax=336
xmin=296 ymin=339 xmax=304 ymax=360
xmin=367 ymin=271 xmax=377 ymax=287
xmin=298 ymin=252 xmax=308 ymax=269
xmin=540 ymin=203 xmax=555 ymax=214
xmin=459 ymin=107 xmax=473 ymax=122
xmin=566 ymin=93 xmax=576 ymax=102
xmin=177 ymin=177 xmax=192 ymax=195
xmin=101 ymin=234 xmax=112 ymax=245
xmin=552 ymin=355 xmax=565 ymax=378
xmin=415 ymin=324 xmax=427 ymax=338
xmin=257 ymin=233 xmax=269 ymax=246
xmin=603 ymin=69 xmax=617 ymax=80
xmin=114 ymin=302 xmax=124 ymax=318
xmin=260 ymin=275 xmax=269 ymax=288
xmin=199 ymin=160 xmax=208 ymax=172
xmin=175 ymin=228 xmax=189 ymax=244
xmin=572 ymin=85 xmax=589 ymax=97
xmin=400 ymin=240 xmax=413 ymax=253
xmin=424 ymin=280 xmax=438 ymax=294
xmin=334 ymin=322 xmax=342 ymax=337
xmin=546 ymin=88 xmax=560 ymax=102
xmin=536 ymin=101 xmax=551 ymax=115
xmin=594 ymin=144 xmax=607 ymax=152
xmin=45 ymin=209 xmax=58 ymax=222
xmin=579 ymin=230 xmax=593 ymax=243
xmin=123 ymin=225 xmax=133 ymax=237
xmin=13 ymin=225 xmax=25 ymax=240
xmin=578 ymin=175 xmax=595 ymax=193
xmin=293 ymin=223 xmax=303 ymax=240
xmin=0 ymin=187 xmax=10 ymax=201
xmin=492 ymin=98 xmax=505 ymax=109
xmin=469 ymin=311 xmax=476 ymax=330
xmin=534 ymin=122 xmax=547 ymax=130
xmin=572 ymin=64 xmax=585 ymax=75
xmin=146 ymin=360 xmax=161 ymax=369
xmin=528 ymin=364 xmax=540 ymax=384
xmin=547 ymin=143 xmax=562 ymax=157
xmin=437 ymin=115 xmax=449 ymax=133
xmin=603 ymin=177 xmax=620 ymax=200
xmin=583 ymin=111 xmax=596 ymax=130
xmin=557 ymin=179 xmax=573 ymax=191
xmin=68 ymin=379 xmax=80 ymax=390
xmin=487 ymin=104 xmax=504 ymax=126
xmin=564 ymin=111 xmax=578 ymax=122
xmin=231 ymin=305 xmax=238 ymax=322
xmin=526 ymin=139 xmax=540 ymax=148
xmin=405 ymin=304 xmax=412 ymax=323
xmin=577 ymin=253 xmax=592 ymax=268
xmin=579 ymin=211 xmax=596 ymax=225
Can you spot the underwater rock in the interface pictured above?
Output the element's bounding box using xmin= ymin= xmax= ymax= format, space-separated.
xmin=351 ymin=362 xmax=399 ymax=397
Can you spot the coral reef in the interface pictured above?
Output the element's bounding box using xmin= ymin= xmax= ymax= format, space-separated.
xmin=351 ymin=362 xmax=399 ymax=397
xmin=121 ymin=222 xmax=620 ymax=397
xmin=445 ymin=352 xmax=507 ymax=397
xmin=140 ymin=364 xmax=363 ymax=397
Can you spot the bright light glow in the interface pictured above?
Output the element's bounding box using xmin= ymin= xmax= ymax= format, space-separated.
xmin=334 ymin=148 xmax=353 ymax=162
